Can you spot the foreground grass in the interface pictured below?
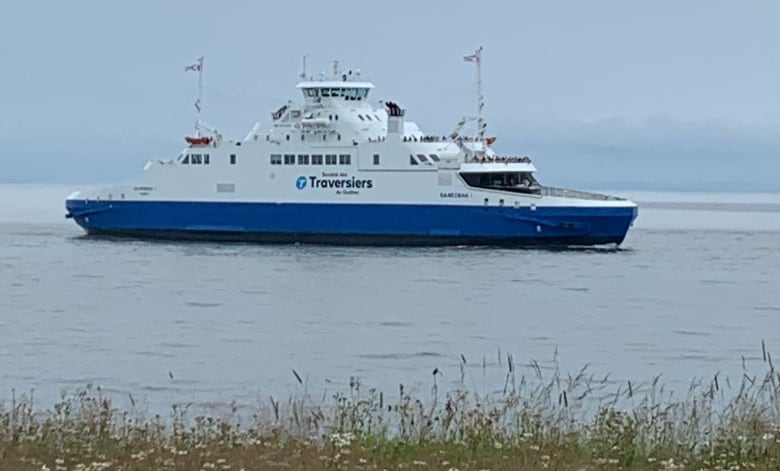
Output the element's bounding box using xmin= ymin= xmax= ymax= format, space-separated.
xmin=4 ymin=352 xmax=780 ymax=470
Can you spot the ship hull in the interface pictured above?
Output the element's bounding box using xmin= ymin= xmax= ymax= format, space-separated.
xmin=65 ymin=199 xmax=638 ymax=247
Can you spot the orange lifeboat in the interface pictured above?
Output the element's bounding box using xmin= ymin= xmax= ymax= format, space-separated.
xmin=185 ymin=136 xmax=212 ymax=145
xmin=485 ymin=136 xmax=497 ymax=145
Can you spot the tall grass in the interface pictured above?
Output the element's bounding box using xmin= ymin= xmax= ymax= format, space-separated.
xmin=3 ymin=347 xmax=780 ymax=470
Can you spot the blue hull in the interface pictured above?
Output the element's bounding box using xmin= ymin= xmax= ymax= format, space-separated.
xmin=65 ymin=199 xmax=637 ymax=247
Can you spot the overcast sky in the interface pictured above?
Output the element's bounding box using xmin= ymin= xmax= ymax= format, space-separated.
xmin=2 ymin=0 xmax=779 ymax=189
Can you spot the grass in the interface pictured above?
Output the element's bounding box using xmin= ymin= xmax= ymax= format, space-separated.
xmin=3 ymin=347 xmax=780 ymax=470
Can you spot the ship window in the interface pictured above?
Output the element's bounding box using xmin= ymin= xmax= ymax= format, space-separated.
xmin=230 ymin=154 xmax=236 ymax=165
xmin=460 ymin=171 xmax=541 ymax=194
xmin=339 ymin=154 xmax=351 ymax=165
xmin=182 ymin=155 xmax=190 ymax=164
xmin=331 ymin=88 xmax=340 ymax=96
xmin=322 ymin=134 xmax=327 ymax=141
xmin=409 ymin=154 xmax=419 ymax=165
xmin=365 ymin=115 xmax=373 ymax=121
xmin=429 ymin=154 xmax=440 ymax=162
xmin=204 ymin=154 xmax=210 ymax=165
xmin=297 ymin=154 xmax=310 ymax=165
xmin=191 ymin=154 xmax=202 ymax=164
xmin=374 ymin=114 xmax=381 ymax=121
xmin=337 ymin=134 xmax=341 ymax=141
xmin=358 ymin=114 xmax=365 ymax=121
xmin=373 ymin=154 xmax=380 ymax=165
xmin=270 ymin=154 xmax=282 ymax=165
xmin=312 ymin=154 xmax=323 ymax=165
xmin=325 ymin=154 xmax=337 ymax=165
xmin=286 ymin=135 xmax=290 ymax=141
xmin=417 ymin=153 xmax=429 ymax=163
xmin=358 ymin=89 xmax=369 ymax=99
xmin=284 ymin=154 xmax=295 ymax=165
xmin=334 ymin=114 xmax=338 ymax=121
xmin=321 ymin=89 xmax=330 ymax=97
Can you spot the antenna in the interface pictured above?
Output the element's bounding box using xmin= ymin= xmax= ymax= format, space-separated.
xmin=300 ymin=54 xmax=308 ymax=80
xmin=463 ymin=47 xmax=485 ymax=140
xmin=332 ymin=60 xmax=339 ymax=79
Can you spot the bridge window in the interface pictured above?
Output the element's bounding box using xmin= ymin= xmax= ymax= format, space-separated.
xmin=321 ymin=89 xmax=330 ymax=97
xmin=297 ymin=154 xmax=310 ymax=165
xmin=312 ymin=154 xmax=323 ymax=165
xmin=409 ymin=154 xmax=419 ymax=166
xmin=429 ymin=154 xmax=440 ymax=162
xmin=284 ymin=154 xmax=295 ymax=165
xmin=270 ymin=154 xmax=282 ymax=165
xmin=460 ymin=171 xmax=541 ymax=194
xmin=365 ymin=115 xmax=373 ymax=121
xmin=325 ymin=154 xmax=337 ymax=165
xmin=417 ymin=154 xmax=429 ymax=163
xmin=339 ymin=154 xmax=351 ymax=165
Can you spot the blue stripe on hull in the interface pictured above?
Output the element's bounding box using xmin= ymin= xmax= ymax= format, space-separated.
xmin=65 ymin=200 xmax=637 ymax=247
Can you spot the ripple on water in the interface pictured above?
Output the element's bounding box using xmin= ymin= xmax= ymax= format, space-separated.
xmin=357 ymin=352 xmax=444 ymax=360
xmin=183 ymin=301 xmax=224 ymax=308
xmin=377 ymin=321 xmax=411 ymax=327
xmin=673 ymin=330 xmax=713 ymax=337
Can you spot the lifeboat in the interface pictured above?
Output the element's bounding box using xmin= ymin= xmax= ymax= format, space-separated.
xmin=485 ymin=136 xmax=497 ymax=145
xmin=185 ymin=136 xmax=212 ymax=145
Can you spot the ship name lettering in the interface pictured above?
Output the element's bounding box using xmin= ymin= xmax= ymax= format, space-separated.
xmin=308 ymin=176 xmax=374 ymax=189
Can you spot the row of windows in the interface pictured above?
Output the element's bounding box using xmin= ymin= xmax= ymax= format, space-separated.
xmin=181 ymin=154 xmax=237 ymax=165
xmin=303 ymin=88 xmax=370 ymax=99
xmin=286 ymin=133 xmax=342 ymax=141
xmin=270 ymin=154 xmax=353 ymax=166
xmin=182 ymin=153 xmax=210 ymax=165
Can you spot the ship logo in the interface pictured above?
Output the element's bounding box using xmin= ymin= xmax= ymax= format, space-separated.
xmin=295 ymin=176 xmax=307 ymax=190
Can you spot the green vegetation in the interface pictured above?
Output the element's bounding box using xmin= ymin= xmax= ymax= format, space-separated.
xmin=3 ymin=351 xmax=780 ymax=470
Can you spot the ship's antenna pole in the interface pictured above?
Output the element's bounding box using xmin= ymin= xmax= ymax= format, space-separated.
xmin=185 ymin=56 xmax=204 ymax=134
xmin=464 ymin=47 xmax=485 ymax=140
xmin=196 ymin=56 xmax=204 ymax=116
xmin=300 ymin=54 xmax=308 ymax=80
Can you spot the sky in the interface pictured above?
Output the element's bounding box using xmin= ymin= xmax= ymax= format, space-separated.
xmin=1 ymin=0 xmax=779 ymax=190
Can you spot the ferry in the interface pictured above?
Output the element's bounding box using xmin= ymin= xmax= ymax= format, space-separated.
xmin=65 ymin=49 xmax=638 ymax=246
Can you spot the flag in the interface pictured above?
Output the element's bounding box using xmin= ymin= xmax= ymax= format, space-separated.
xmin=185 ymin=57 xmax=203 ymax=72
xmin=194 ymin=99 xmax=201 ymax=112
xmin=463 ymin=54 xmax=478 ymax=62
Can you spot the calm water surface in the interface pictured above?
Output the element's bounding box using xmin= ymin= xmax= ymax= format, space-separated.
xmin=1 ymin=184 xmax=780 ymax=411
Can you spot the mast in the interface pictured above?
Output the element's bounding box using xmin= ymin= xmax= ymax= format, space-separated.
xmin=185 ymin=56 xmax=204 ymax=114
xmin=185 ymin=56 xmax=204 ymax=135
xmin=463 ymin=46 xmax=485 ymax=140
xmin=300 ymin=54 xmax=308 ymax=80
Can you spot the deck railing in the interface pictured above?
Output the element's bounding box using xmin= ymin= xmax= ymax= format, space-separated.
xmin=540 ymin=186 xmax=624 ymax=201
